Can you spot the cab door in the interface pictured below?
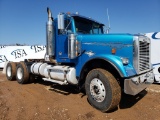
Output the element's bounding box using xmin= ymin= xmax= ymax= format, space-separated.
xmin=56 ymin=18 xmax=73 ymax=62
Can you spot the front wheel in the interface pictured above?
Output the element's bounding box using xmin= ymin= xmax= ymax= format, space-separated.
xmin=85 ymin=68 xmax=121 ymax=112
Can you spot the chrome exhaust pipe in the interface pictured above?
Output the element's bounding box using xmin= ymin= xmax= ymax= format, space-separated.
xmin=45 ymin=7 xmax=56 ymax=63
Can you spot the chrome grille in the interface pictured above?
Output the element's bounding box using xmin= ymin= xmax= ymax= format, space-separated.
xmin=139 ymin=41 xmax=150 ymax=71
xmin=133 ymin=36 xmax=151 ymax=74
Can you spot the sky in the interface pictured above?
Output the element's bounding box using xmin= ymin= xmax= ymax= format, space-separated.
xmin=0 ymin=0 xmax=160 ymax=45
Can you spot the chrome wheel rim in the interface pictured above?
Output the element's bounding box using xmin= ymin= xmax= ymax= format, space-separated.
xmin=17 ymin=67 xmax=23 ymax=80
xmin=90 ymin=78 xmax=106 ymax=102
xmin=7 ymin=66 xmax=11 ymax=77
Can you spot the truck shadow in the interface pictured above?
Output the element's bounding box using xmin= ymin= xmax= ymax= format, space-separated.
xmin=119 ymin=90 xmax=147 ymax=109
xmin=35 ymin=79 xmax=147 ymax=112
xmin=48 ymin=84 xmax=79 ymax=95
xmin=36 ymin=79 xmax=79 ymax=95
xmin=107 ymin=90 xmax=147 ymax=113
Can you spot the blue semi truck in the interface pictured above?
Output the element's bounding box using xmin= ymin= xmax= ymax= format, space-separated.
xmin=5 ymin=8 xmax=154 ymax=112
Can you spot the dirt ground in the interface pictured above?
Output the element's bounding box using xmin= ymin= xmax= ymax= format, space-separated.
xmin=0 ymin=70 xmax=160 ymax=120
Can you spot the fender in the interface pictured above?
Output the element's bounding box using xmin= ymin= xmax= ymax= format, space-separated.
xmin=79 ymin=54 xmax=136 ymax=78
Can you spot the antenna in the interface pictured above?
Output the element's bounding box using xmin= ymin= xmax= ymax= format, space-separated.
xmin=106 ymin=8 xmax=111 ymax=34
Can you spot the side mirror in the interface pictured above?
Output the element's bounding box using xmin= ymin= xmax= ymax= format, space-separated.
xmin=58 ymin=13 xmax=65 ymax=30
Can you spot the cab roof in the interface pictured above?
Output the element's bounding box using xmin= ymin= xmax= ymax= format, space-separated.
xmin=70 ymin=14 xmax=104 ymax=26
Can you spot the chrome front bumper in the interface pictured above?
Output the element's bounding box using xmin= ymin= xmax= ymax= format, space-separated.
xmin=124 ymin=70 xmax=154 ymax=95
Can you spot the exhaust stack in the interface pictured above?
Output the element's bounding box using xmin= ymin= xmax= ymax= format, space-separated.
xmin=45 ymin=7 xmax=55 ymax=62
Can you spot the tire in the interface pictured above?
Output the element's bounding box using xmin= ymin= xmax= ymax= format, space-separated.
xmin=85 ymin=68 xmax=121 ymax=112
xmin=16 ymin=62 xmax=29 ymax=84
xmin=6 ymin=62 xmax=16 ymax=81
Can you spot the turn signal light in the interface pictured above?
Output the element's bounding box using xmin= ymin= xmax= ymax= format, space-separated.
xmin=111 ymin=48 xmax=116 ymax=54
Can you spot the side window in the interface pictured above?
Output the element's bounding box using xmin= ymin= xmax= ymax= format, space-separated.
xmin=92 ymin=24 xmax=103 ymax=34
xmin=65 ymin=19 xmax=72 ymax=32
xmin=58 ymin=19 xmax=72 ymax=35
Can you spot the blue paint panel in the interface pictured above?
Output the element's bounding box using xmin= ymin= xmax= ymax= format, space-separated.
xmin=75 ymin=34 xmax=135 ymax=77
xmin=53 ymin=15 xmax=137 ymax=78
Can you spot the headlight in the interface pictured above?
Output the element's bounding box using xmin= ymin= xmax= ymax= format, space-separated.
xmin=121 ymin=57 xmax=129 ymax=65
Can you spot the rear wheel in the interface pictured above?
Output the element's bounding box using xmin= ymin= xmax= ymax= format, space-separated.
xmin=85 ymin=68 xmax=121 ymax=112
xmin=16 ymin=62 xmax=29 ymax=84
xmin=6 ymin=62 xmax=16 ymax=81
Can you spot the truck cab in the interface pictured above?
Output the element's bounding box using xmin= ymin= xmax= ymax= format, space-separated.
xmin=55 ymin=13 xmax=104 ymax=62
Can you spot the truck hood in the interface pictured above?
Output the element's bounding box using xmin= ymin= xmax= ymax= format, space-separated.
xmin=77 ymin=33 xmax=134 ymax=45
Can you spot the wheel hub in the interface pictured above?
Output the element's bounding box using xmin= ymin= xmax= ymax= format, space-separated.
xmin=93 ymin=85 xmax=100 ymax=94
xmin=90 ymin=78 xmax=106 ymax=102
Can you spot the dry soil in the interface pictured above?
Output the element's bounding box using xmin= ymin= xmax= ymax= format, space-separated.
xmin=0 ymin=71 xmax=160 ymax=120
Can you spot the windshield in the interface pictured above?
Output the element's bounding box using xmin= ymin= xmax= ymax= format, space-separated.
xmin=73 ymin=16 xmax=104 ymax=34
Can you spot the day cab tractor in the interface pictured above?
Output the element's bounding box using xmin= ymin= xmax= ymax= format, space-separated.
xmin=5 ymin=8 xmax=154 ymax=112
